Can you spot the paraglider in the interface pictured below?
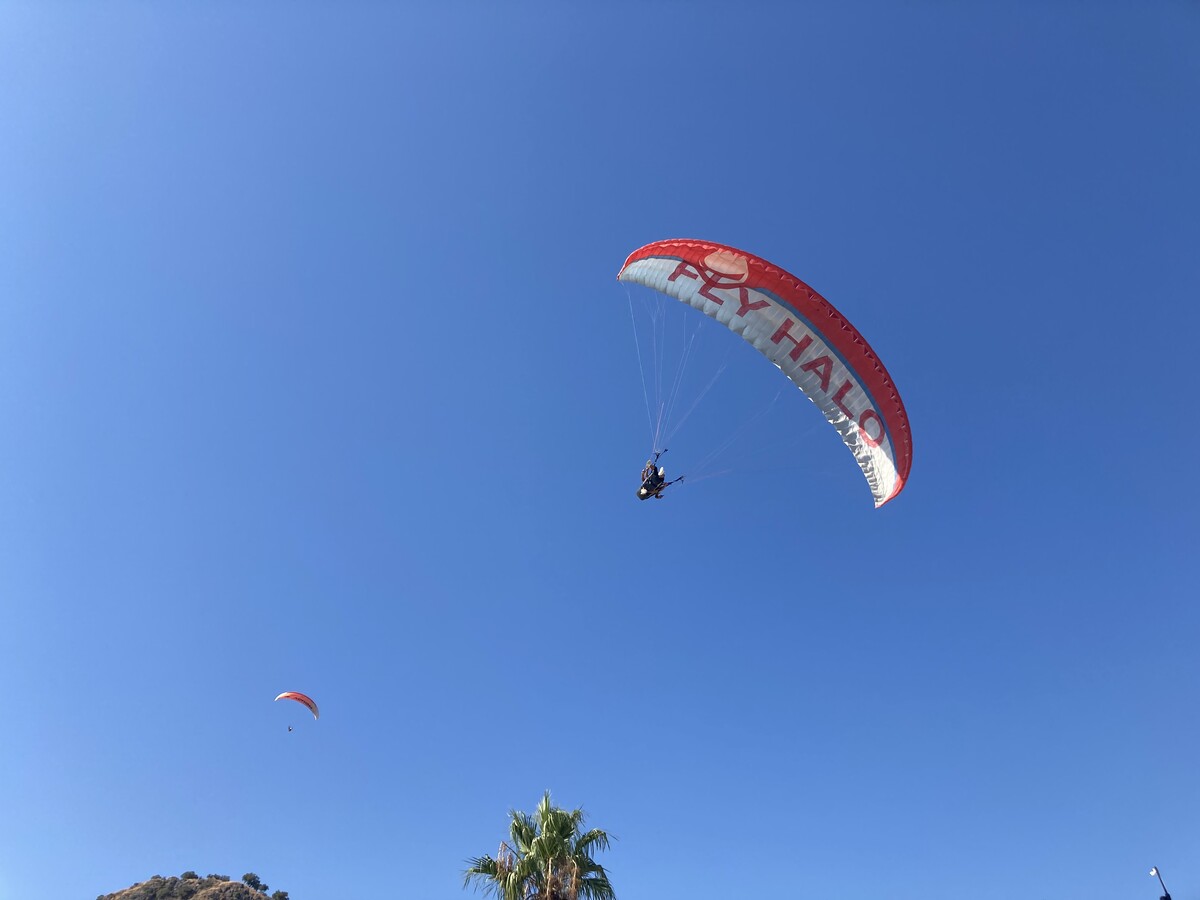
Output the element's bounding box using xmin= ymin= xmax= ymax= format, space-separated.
xmin=274 ymin=691 xmax=319 ymax=719
xmin=618 ymin=239 xmax=913 ymax=507
xmin=637 ymin=450 xmax=684 ymax=500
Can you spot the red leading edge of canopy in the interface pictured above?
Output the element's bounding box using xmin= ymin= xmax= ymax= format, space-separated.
xmin=619 ymin=239 xmax=912 ymax=504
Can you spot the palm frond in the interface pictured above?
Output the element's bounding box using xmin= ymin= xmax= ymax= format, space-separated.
xmin=464 ymin=856 xmax=502 ymax=892
xmin=578 ymin=879 xmax=615 ymax=900
xmin=510 ymin=811 xmax=538 ymax=853
xmin=574 ymin=828 xmax=611 ymax=858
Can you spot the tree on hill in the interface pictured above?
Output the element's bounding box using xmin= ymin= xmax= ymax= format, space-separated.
xmin=242 ymin=875 xmax=267 ymax=892
xmin=464 ymin=791 xmax=615 ymax=900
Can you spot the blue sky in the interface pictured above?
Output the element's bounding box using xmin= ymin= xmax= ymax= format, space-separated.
xmin=0 ymin=3 xmax=1197 ymax=899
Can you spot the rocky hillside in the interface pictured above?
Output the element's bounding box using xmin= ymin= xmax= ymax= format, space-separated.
xmin=98 ymin=873 xmax=286 ymax=900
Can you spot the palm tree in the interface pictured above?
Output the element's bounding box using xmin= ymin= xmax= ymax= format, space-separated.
xmin=464 ymin=792 xmax=615 ymax=900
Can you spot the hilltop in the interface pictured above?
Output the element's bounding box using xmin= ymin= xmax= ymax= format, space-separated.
xmin=98 ymin=873 xmax=287 ymax=900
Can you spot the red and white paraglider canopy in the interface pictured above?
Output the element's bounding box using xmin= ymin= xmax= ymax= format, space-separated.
xmin=619 ymin=239 xmax=912 ymax=507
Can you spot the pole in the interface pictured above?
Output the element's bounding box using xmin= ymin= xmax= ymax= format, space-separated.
xmin=1151 ymin=866 xmax=1171 ymax=900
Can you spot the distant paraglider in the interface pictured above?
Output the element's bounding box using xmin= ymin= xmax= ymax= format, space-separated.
xmin=618 ymin=239 xmax=913 ymax=507
xmin=274 ymin=691 xmax=319 ymax=719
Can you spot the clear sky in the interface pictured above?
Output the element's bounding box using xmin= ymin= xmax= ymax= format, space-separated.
xmin=0 ymin=3 xmax=1197 ymax=900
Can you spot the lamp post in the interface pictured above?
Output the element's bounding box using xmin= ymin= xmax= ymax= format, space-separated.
xmin=1150 ymin=866 xmax=1171 ymax=900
